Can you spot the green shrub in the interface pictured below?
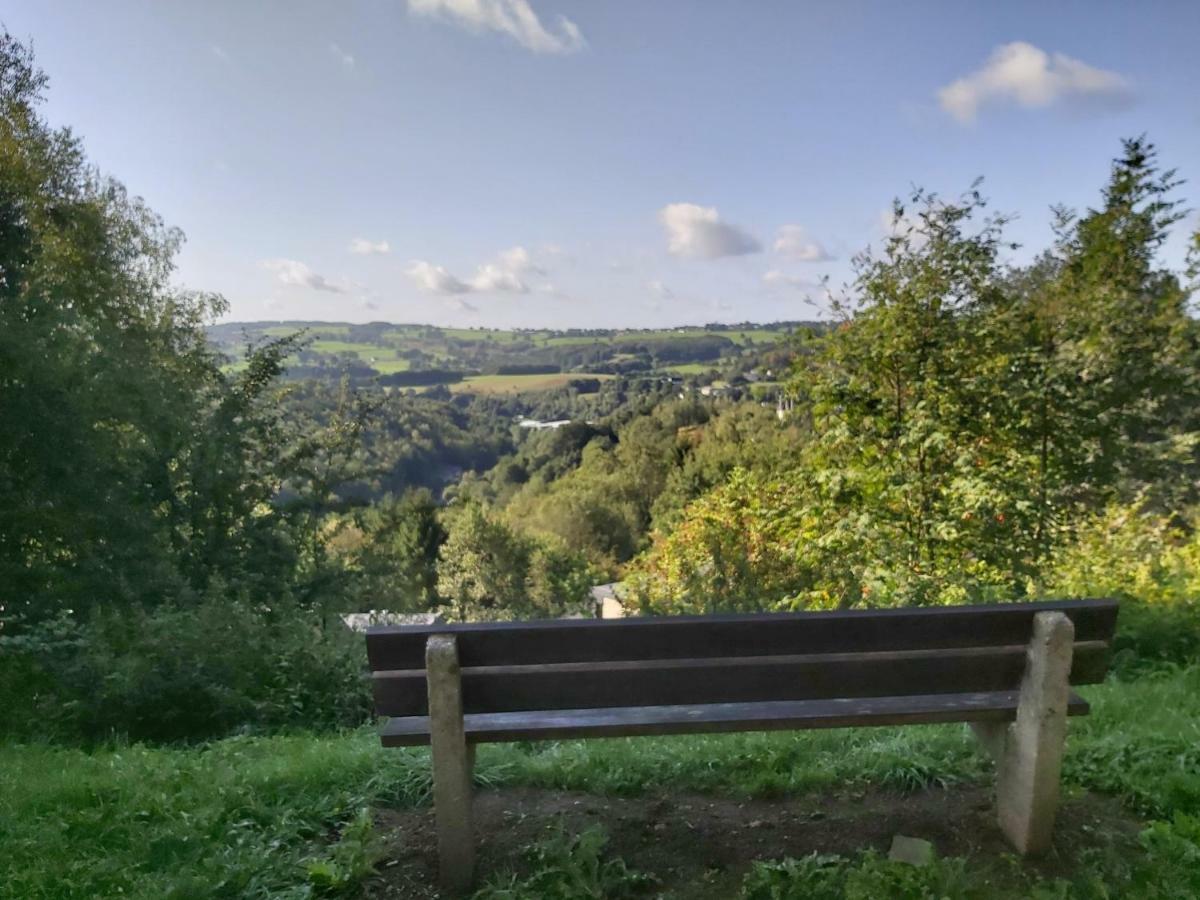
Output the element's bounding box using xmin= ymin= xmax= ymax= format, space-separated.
xmin=1106 ymin=599 xmax=1200 ymax=678
xmin=0 ymin=600 xmax=372 ymax=744
xmin=1045 ymin=501 xmax=1200 ymax=675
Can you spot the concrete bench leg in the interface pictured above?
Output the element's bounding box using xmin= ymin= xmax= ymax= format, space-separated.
xmin=426 ymin=635 xmax=475 ymax=893
xmin=971 ymin=610 xmax=1075 ymax=855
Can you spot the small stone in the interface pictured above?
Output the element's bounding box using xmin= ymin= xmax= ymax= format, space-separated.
xmin=888 ymin=835 xmax=935 ymax=866
xmin=653 ymin=822 xmax=668 ymax=833
xmin=747 ymin=819 xmax=766 ymax=829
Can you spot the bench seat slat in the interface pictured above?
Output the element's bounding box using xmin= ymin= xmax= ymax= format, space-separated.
xmin=366 ymin=599 xmax=1119 ymax=671
xmin=372 ymin=641 xmax=1111 ymax=717
xmin=379 ymin=690 xmax=1091 ymax=747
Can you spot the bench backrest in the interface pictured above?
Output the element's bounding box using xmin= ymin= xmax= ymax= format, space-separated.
xmin=366 ymin=599 xmax=1118 ymax=718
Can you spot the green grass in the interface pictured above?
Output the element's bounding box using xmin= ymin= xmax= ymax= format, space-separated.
xmin=662 ymin=362 xmax=718 ymax=375
xmin=708 ymin=328 xmax=789 ymax=345
xmin=451 ymin=373 xmax=616 ymax=395
xmin=0 ymin=733 xmax=424 ymax=899
xmin=2 ymin=666 xmax=1197 ymax=898
xmin=369 ymin=359 xmax=411 ymax=375
xmin=307 ymin=340 xmax=378 ymax=355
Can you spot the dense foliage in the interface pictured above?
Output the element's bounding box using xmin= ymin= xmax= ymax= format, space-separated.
xmin=628 ymin=144 xmax=1200 ymax=612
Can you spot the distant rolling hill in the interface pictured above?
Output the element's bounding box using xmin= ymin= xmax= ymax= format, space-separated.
xmin=207 ymin=320 xmax=821 ymax=393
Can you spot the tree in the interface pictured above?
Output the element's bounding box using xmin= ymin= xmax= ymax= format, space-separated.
xmin=629 ymin=468 xmax=814 ymax=614
xmin=0 ymin=31 xmax=308 ymax=625
xmin=1 ymin=31 xmax=219 ymax=621
xmin=1034 ymin=139 xmax=1195 ymax=514
xmin=790 ymin=184 xmax=1019 ymax=603
xmin=526 ymin=539 xmax=595 ymax=615
xmin=436 ymin=504 xmax=593 ymax=621
xmin=436 ymin=506 xmax=532 ymax=620
xmin=350 ymin=489 xmax=446 ymax=611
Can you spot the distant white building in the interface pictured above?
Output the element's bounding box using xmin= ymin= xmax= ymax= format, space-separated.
xmin=518 ymin=418 xmax=572 ymax=429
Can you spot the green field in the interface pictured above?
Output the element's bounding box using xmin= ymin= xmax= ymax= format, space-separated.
xmin=368 ymin=359 xmax=411 ymax=374
xmin=663 ymin=362 xmax=719 ymax=375
xmin=307 ymin=339 xmax=372 ymax=354
xmin=451 ymin=372 xmax=616 ymax=394
xmin=709 ymin=328 xmax=793 ymax=345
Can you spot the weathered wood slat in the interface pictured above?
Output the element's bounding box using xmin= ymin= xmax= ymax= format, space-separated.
xmin=366 ymin=599 xmax=1118 ymax=671
xmin=372 ymin=641 xmax=1111 ymax=717
xmin=379 ymin=690 xmax=1092 ymax=746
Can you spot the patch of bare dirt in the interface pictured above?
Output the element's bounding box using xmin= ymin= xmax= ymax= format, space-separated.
xmin=364 ymin=784 xmax=1142 ymax=898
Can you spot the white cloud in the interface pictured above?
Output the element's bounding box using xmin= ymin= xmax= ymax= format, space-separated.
xmin=470 ymin=263 xmax=526 ymax=293
xmin=407 ymin=0 xmax=585 ymax=55
xmin=406 ymin=246 xmax=544 ymax=295
xmin=938 ymin=42 xmax=1130 ymax=123
xmin=468 ymin=246 xmax=542 ymax=292
xmin=261 ymin=258 xmax=345 ymax=293
xmin=329 ymin=42 xmax=356 ymax=68
xmin=659 ymin=203 xmax=761 ymax=259
xmin=405 ymin=260 xmax=473 ymax=295
xmin=773 ymin=224 xmax=832 ymax=261
xmin=349 ymin=237 xmax=390 ymax=255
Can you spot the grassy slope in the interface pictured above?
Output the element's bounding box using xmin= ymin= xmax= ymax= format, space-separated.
xmin=662 ymin=362 xmax=718 ymax=375
xmin=2 ymin=667 xmax=1197 ymax=899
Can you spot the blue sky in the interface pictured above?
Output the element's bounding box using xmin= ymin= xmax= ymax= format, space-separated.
xmin=5 ymin=0 xmax=1199 ymax=327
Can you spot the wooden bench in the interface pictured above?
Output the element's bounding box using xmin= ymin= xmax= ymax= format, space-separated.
xmin=367 ymin=598 xmax=1118 ymax=892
